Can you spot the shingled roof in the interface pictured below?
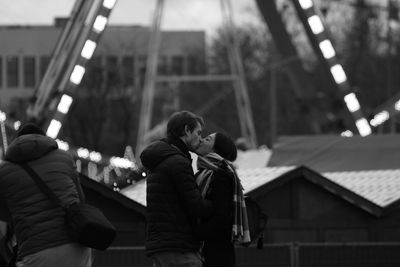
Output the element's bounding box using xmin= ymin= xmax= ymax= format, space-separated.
xmin=80 ymin=174 xmax=146 ymax=215
xmin=120 ymin=164 xmax=400 ymax=217
xmin=268 ymin=134 xmax=400 ymax=172
xmin=323 ymin=169 xmax=400 ymax=208
xmin=120 ymin=179 xmax=146 ymax=207
xmin=239 ymin=166 xmax=400 ymax=216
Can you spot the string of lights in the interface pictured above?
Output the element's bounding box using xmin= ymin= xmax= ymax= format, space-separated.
xmin=368 ymin=92 xmax=400 ymax=128
xmin=0 ymin=109 xmax=137 ymax=170
xmin=295 ymin=0 xmax=372 ymax=136
xmin=46 ymin=0 xmax=118 ymax=139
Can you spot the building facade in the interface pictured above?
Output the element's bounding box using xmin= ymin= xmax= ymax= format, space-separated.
xmin=0 ymin=20 xmax=206 ymax=118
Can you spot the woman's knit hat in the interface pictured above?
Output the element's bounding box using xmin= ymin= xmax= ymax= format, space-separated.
xmin=213 ymin=132 xmax=237 ymax=162
xmin=16 ymin=122 xmax=45 ymax=137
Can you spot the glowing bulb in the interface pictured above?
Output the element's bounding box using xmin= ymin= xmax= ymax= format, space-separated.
xmin=103 ymin=0 xmax=116 ymax=9
xmin=0 ymin=111 xmax=6 ymax=122
xmin=46 ymin=120 xmax=62 ymax=138
xmin=330 ymin=64 xmax=347 ymax=84
xmin=308 ymin=15 xmax=324 ymax=35
xmin=14 ymin=121 xmax=21 ymax=130
xmin=110 ymin=157 xmax=135 ymax=169
xmin=56 ymin=139 xmax=70 ymax=151
xmin=395 ymin=99 xmax=400 ymax=111
xmin=57 ymin=94 xmax=73 ymax=114
xmin=70 ymin=65 xmax=85 ymax=85
xmin=341 ymin=130 xmax=353 ymax=137
xmin=299 ymin=0 xmax=313 ymax=9
xmin=356 ymin=118 xmax=372 ymax=136
xmin=344 ymin=93 xmax=360 ymax=113
xmin=77 ymin=148 xmax=90 ymax=159
xmin=81 ymin=40 xmax=97 ymax=60
xmin=89 ymin=151 xmax=102 ymax=162
xmin=319 ymin=40 xmax=336 ymax=59
xmin=370 ymin=111 xmax=390 ymax=127
xmin=93 ymin=15 xmax=108 ymax=32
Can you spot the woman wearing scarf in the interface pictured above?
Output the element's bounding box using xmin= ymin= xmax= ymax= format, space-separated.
xmin=195 ymin=133 xmax=250 ymax=267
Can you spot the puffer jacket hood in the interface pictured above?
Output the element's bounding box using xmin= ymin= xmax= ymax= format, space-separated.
xmin=0 ymin=133 xmax=81 ymax=259
xmin=142 ymin=138 xmax=212 ymax=255
xmin=5 ymin=134 xmax=58 ymax=163
xmin=140 ymin=140 xmax=186 ymax=171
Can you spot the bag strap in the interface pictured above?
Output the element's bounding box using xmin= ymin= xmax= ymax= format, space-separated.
xmin=18 ymin=163 xmax=65 ymax=209
xmin=69 ymin=172 xmax=84 ymax=202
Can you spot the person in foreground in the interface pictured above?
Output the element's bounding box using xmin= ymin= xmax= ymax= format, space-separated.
xmin=140 ymin=110 xmax=213 ymax=267
xmin=195 ymin=132 xmax=250 ymax=267
xmin=0 ymin=123 xmax=92 ymax=267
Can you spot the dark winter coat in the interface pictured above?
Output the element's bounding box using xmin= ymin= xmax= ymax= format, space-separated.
xmin=0 ymin=134 xmax=82 ymax=260
xmin=140 ymin=137 xmax=212 ymax=256
xmin=197 ymin=164 xmax=235 ymax=267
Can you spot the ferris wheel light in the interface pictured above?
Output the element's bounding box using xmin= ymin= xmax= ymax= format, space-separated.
xmin=394 ymin=99 xmax=400 ymax=111
xmin=299 ymin=0 xmax=313 ymax=10
xmin=0 ymin=111 xmax=6 ymax=122
xmin=70 ymin=65 xmax=85 ymax=85
xmin=93 ymin=15 xmax=108 ymax=32
xmin=46 ymin=119 xmax=62 ymax=139
xmin=57 ymin=94 xmax=73 ymax=114
xmin=103 ymin=0 xmax=117 ymax=9
xmin=370 ymin=110 xmax=390 ymax=127
xmin=81 ymin=40 xmax=97 ymax=60
xmin=356 ymin=118 xmax=372 ymax=136
xmin=56 ymin=139 xmax=70 ymax=151
xmin=344 ymin=93 xmax=360 ymax=113
xmin=319 ymin=40 xmax=336 ymax=59
xmin=330 ymin=64 xmax=347 ymax=84
xmin=308 ymin=15 xmax=324 ymax=35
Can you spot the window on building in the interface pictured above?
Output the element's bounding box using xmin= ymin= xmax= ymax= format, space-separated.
xmin=0 ymin=57 xmax=2 ymax=88
xmin=171 ymin=55 xmax=184 ymax=75
xmin=138 ymin=55 xmax=147 ymax=87
xmin=122 ymin=56 xmax=134 ymax=87
xmin=157 ymin=56 xmax=168 ymax=75
xmin=7 ymin=56 xmax=19 ymax=87
xmin=106 ymin=56 xmax=119 ymax=88
xmin=23 ymin=56 xmax=36 ymax=88
xmin=8 ymin=97 xmax=28 ymax=121
xmin=40 ymin=56 xmax=50 ymax=79
xmin=187 ymin=55 xmax=205 ymax=74
xmin=84 ymin=56 xmax=104 ymax=90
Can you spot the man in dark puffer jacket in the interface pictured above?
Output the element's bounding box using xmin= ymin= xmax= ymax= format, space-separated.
xmin=141 ymin=111 xmax=213 ymax=267
xmin=0 ymin=123 xmax=91 ymax=267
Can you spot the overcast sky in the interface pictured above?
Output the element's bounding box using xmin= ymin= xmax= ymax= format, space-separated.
xmin=0 ymin=0 xmax=260 ymax=37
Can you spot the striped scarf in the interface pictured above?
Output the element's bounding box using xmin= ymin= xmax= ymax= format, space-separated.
xmin=196 ymin=153 xmax=251 ymax=245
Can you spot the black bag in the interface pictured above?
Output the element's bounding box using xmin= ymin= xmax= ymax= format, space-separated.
xmin=0 ymin=245 xmax=17 ymax=267
xmin=0 ymin=224 xmax=17 ymax=267
xmin=18 ymin=163 xmax=116 ymax=250
xmin=65 ymin=203 xmax=116 ymax=250
xmin=244 ymin=197 xmax=268 ymax=249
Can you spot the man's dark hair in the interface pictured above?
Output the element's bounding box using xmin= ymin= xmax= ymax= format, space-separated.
xmin=167 ymin=110 xmax=204 ymax=139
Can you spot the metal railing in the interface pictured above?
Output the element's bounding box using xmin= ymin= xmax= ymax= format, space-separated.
xmin=93 ymin=243 xmax=400 ymax=267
